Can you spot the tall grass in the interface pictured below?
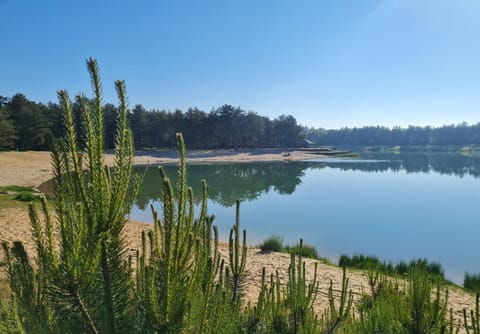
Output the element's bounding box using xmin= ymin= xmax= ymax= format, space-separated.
xmin=339 ymin=254 xmax=446 ymax=280
xmin=464 ymin=272 xmax=480 ymax=292
xmin=258 ymin=236 xmax=319 ymax=259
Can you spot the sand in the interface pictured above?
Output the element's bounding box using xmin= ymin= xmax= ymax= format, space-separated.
xmin=0 ymin=150 xmax=477 ymax=331
xmin=0 ymin=149 xmax=321 ymax=188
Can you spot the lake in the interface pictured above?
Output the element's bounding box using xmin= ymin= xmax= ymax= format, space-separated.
xmin=130 ymin=150 xmax=480 ymax=284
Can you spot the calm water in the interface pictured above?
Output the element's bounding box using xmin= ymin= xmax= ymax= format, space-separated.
xmin=130 ymin=151 xmax=480 ymax=284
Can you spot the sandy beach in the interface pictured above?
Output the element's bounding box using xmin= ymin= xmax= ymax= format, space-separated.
xmin=0 ymin=149 xmax=320 ymax=188
xmin=0 ymin=150 xmax=476 ymax=330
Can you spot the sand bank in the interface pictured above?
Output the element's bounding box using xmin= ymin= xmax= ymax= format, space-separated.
xmin=0 ymin=149 xmax=320 ymax=188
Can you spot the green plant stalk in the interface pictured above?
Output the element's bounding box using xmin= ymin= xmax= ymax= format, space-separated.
xmin=229 ymin=200 xmax=247 ymax=302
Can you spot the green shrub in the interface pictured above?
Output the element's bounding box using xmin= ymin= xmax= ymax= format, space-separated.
xmin=338 ymin=254 xmax=382 ymax=269
xmin=339 ymin=255 xmax=445 ymax=281
xmin=259 ymin=234 xmax=284 ymax=252
xmin=394 ymin=260 xmax=409 ymax=275
xmin=14 ymin=192 xmax=38 ymax=202
xmin=347 ymin=267 xmax=449 ymax=333
xmin=464 ymin=272 xmax=480 ymax=292
xmin=406 ymin=259 xmax=444 ymax=278
xmin=286 ymin=242 xmax=319 ymax=259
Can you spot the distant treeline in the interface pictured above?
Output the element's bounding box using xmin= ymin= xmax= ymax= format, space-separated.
xmin=0 ymin=94 xmax=303 ymax=150
xmin=2 ymin=93 xmax=480 ymax=151
xmin=304 ymin=124 xmax=480 ymax=147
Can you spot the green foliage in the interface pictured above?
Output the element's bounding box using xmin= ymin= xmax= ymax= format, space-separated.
xmin=465 ymin=273 xmax=480 ymax=293
xmin=304 ymin=123 xmax=480 ymax=147
xmin=259 ymin=235 xmax=284 ymax=252
xmin=0 ymin=186 xmax=35 ymax=193
xmin=2 ymin=58 xmax=140 ymax=334
xmin=2 ymin=92 xmax=305 ymax=150
xmin=133 ymin=133 xmax=247 ymax=333
xmin=246 ymin=240 xmax=351 ymax=333
xmin=4 ymin=93 xmax=56 ymax=150
xmin=320 ymin=266 xmax=354 ymax=333
xmin=0 ymin=101 xmax=17 ymax=150
xmin=339 ymin=254 xmax=382 ymax=270
xmin=346 ymin=266 xmax=451 ymax=333
xmin=285 ymin=242 xmax=319 ymax=260
xmin=463 ymin=293 xmax=480 ymax=334
xmin=14 ymin=192 xmax=39 ymax=202
xmin=284 ymin=239 xmax=321 ymax=332
xmin=339 ymin=254 xmax=446 ymax=281
xmin=229 ymin=200 xmax=247 ymax=302
xmin=1 ymin=241 xmax=50 ymax=333
xmin=259 ymin=236 xmax=319 ymax=259
xmin=0 ymin=186 xmax=43 ymax=204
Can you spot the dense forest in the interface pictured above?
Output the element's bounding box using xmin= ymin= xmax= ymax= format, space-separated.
xmin=304 ymin=123 xmax=480 ymax=147
xmin=0 ymin=94 xmax=302 ymax=150
xmin=2 ymin=93 xmax=480 ymax=151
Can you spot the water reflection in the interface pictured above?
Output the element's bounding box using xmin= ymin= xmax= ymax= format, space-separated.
xmin=135 ymin=162 xmax=316 ymax=209
xmin=134 ymin=151 xmax=480 ymax=210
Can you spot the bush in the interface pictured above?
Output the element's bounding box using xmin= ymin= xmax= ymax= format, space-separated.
xmin=259 ymin=235 xmax=284 ymax=252
xmin=15 ymin=192 xmax=38 ymax=202
xmin=286 ymin=242 xmax=319 ymax=259
xmin=395 ymin=260 xmax=409 ymax=275
xmin=338 ymin=254 xmax=382 ymax=270
xmin=339 ymin=255 xmax=445 ymax=280
xmin=405 ymin=259 xmax=444 ymax=278
xmin=464 ymin=272 xmax=480 ymax=292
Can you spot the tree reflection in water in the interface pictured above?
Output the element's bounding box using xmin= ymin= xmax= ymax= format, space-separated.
xmin=134 ymin=151 xmax=480 ymax=210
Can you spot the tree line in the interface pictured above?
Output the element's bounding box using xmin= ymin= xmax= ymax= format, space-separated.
xmin=2 ymin=92 xmax=480 ymax=151
xmin=304 ymin=123 xmax=480 ymax=147
xmin=0 ymin=93 xmax=303 ymax=151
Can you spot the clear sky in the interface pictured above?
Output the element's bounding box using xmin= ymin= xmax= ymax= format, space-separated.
xmin=2 ymin=0 xmax=480 ymax=129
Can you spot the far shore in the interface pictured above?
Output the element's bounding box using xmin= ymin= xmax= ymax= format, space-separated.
xmin=0 ymin=149 xmax=325 ymax=188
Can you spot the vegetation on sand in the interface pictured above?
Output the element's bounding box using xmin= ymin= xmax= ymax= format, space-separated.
xmin=464 ymin=272 xmax=480 ymax=293
xmin=259 ymin=235 xmax=319 ymax=260
xmin=339 ymin=254 xmax=446 ymax=281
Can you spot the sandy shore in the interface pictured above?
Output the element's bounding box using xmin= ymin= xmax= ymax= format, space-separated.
xmin=0 ymin=150 xmax=477 ymax=330
xmin=0 ymin=149 xmax=320 ymax=188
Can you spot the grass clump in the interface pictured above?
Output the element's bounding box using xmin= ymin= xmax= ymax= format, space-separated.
xmin=339 ymin=254 xmax=382 ymax=270
xmin=464 ymin=272 xmax=480 ymax=292
xmin=14 ymin=192 xmax=39 ymax=202
xmin=258 ymin=234 xmax=284 ymax=252
xmin=0 ymin=185 xmax=44 ymax=205
xmin=339 ymin=254 xmax=446 ymax=280
xmin=285 ymin=242 xmax=319 ymax=259
xmin=0 ymin=186 xmax=35 ymax=193
xmin=259 ymin=235 xmax=320 ymax=259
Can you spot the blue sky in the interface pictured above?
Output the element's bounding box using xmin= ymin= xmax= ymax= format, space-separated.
xmin=2 ymin=0 xmax=480 ymax=129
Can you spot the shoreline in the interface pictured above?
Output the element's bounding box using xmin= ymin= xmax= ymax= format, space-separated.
xmin=0 ymin=149 xmax=323 ymax=188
